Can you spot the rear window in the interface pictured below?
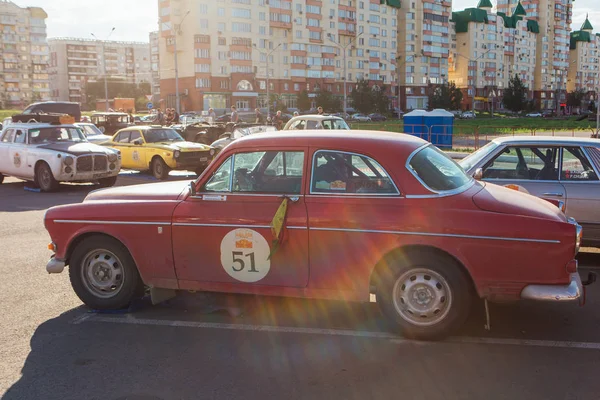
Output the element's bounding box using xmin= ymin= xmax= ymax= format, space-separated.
xmin=408 ymin=145 xmax=472 ymax=192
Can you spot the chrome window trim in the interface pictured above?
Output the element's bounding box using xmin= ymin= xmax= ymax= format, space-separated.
xmin=53 ymin=219 xmax=171 ymax=226
xmin=309 ymin=149 xmax=401 ymax=196
xmin=309 ymin=227 xmax=560 ymax=244
xmin=173 ymin=223 xmax=271 ymax=229
xmin=192 ymin=192 xmax=303 ymax=199
xmin=405 ymin=144 xmax=475 ymax=197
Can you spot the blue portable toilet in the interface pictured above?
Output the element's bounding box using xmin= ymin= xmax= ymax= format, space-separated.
xmin=402 ymin=109 xmax=427 ymax=140
xmin=424 ymin=109 xmax=454 ymax=148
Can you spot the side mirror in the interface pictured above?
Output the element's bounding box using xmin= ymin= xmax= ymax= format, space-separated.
xmin=189 ymin=180 xmax=196 ymax=196
xmin=474 ymin=168 xmax=483 ymax=181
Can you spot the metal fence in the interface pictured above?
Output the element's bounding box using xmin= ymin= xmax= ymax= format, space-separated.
xmin=349 ymin=122 xmax=595 ymax=150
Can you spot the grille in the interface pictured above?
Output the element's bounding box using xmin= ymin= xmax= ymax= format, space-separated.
xmin=76 ymin=156 xmax=93 ymax=172
xmin=94 ymin=155 xmax=108 ymax=171
xmin=178 ymin=151 xmax=208 ymax=163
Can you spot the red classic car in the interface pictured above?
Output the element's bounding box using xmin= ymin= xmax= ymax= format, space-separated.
xmin=44 ymin=131 xmax=592 ymax=340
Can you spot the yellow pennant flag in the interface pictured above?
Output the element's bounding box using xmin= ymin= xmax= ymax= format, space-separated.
xmin=268 ymin=197 xmax=289 ymax=260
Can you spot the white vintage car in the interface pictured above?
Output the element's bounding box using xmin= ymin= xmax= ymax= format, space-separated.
xmin=0 ymin=121 xmax=121 ymax=192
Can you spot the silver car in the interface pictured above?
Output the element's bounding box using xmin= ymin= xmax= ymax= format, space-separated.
xmin=460 ymin=136 xmax=600 ymax=246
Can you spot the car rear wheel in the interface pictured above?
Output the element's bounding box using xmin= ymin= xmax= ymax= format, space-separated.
xmin=377 ymin=253 xmax=472 ymax=340
xmin=35 ymin=162 xmax=59 ymax=192
xmin=69 ymin=236 xmax=144 ymax=310
xmin=98 ymin=176 xmax=118 ymax=187
xmin=151 ymin=157 xmax=169 ymax=180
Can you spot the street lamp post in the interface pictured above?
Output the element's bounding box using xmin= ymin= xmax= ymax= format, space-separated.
xmin=172 ymin=10 xmax=190 ymax=115
xmin=253 ymin=43 xmax=282 ymax=116
xmin=327 ymin=32 xmax=363 ymax=116
xmin=91 ymin=27 xmax=115 ymax=112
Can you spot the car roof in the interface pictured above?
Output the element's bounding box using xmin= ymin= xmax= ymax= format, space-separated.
xmin=231 ymin=129 xmax=427 ymax=150
xmin=119 ymin=125 xmax=167 ymax=131
xmin=492 ymin=135 xmax=600 ymax=146
xmin=287 ymin=115 xmax=344 ymax=122
xmin=4 ymin=123 xmax=77 ymax=129
xmin=26 ymin=101 xmax=79 ymax=106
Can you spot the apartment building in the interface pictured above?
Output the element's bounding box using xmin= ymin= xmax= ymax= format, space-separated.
xmin=566 ymin=16 xmax=599 ymax=110
xmin=396 ymin=0 xmax=452 ymax=111
xmin=157 ymin=0 xmax=401 ymax=113
xmin=0 ymin=0 xmax=50 ymax=108
xmin=48 ymin=38 xmax=152 ymax=103
xmin=150 ymin=31 xmax=161 ymax=103
xmin=449 ymin=0 xmax=538 ymax=110
xmin=497 ymin=0 xmax=574 ymax=111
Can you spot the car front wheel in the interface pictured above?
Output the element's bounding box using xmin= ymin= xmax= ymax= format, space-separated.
xmin=151 ymin=157 xmax=170 ymax=180
xmin=35 ymin=162 xmax=59 ymax=192
xmin=69 ymin=235 xmax=144 ymax=310
xmin=377 ymin=253 xmax=472 ymax=341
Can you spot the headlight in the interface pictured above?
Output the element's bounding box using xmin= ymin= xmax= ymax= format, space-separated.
xmin=107 ymin=153 xmax=118 ymax=162
xmin=209 ymin=148 xmax=216 ymax=156
xmin=174 ymin=150 xmax=180 ymax=159
xmin=63 ymin=156 xmax=74 ymax=166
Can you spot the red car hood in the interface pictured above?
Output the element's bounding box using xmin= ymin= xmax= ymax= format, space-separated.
xmin=85 ymin=180 xmax=190 ymax=202
xmin=472 ymin=182 xmax=566 ymax=222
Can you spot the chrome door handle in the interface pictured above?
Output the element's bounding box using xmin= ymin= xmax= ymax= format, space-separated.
xmin=543 ymin=192 xmax=563 ymax=197
xmin=280 ymin=195 xmax=300 ymax=203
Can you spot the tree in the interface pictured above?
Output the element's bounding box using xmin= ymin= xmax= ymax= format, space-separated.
xmin=502 ymin=74 xmax=528 ymax=112
xmin=350 ymin=79 xmax=375 ymax=114
xmin=427 ymin=81 xmax=463 ymax=110
xmin=297 ymin=90 xmax=311 ymax=111
xmin=84 ymin=80 xmax=151 ymax=110
xmin=567 ymin=89 xmax=586 ymax=109
xmin=314 ymin=90 xmax=341 ymax=113
xmin=371 ymin=87 xmax=390 ymax=113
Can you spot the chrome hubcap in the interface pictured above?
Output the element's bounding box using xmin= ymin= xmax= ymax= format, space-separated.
xmin=40 ymin=169 xmax=51 ymax=188
xmin=81 ymin=249 xmax=125 ymax=298
xmin=392 ymin=268 xmax=452 ymax=327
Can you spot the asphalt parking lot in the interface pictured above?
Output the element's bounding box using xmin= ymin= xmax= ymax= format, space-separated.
xmin=1 ymin=173 xmax=600 ymax=400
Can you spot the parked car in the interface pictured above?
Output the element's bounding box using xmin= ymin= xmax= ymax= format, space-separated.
xmin=351 ymin=113 xmax=372 ymax=122
xmin=210 ymin=125 xmax=277 ymax=154
xmin=459 ymin=136 xmax=600 ymax=246
xmin=90 ymin=112 xmax=132 ymax=135
xmin=102 ymin=126 xmax=215 ymax=179
xmin=44 ymin=130 xmax=592 ymax=340
xmin=75 ymin=123 xmax=112 ymax=144
xmin=368 ymin=113 xmax=388 ymax=122
xmin=0 ymin=116 xmax=121 ymax=191
xmin=526 ymin=112 xmax=542 ymax=117
xmin=22 ymin=101 xmax=82 ymax=122
xmin=460 ymin=111 xmax=476 ymax=119
xmin=282 ymin=115 xmax=350 ymax=130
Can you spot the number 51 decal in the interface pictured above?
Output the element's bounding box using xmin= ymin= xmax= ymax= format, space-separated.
xmin=232 ymin=251 xmax=258 ymax=273
xmin=220 ymin=229 xmax=271 ymax=283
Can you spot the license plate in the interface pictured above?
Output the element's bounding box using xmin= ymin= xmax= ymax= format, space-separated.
xmin=200 ymin=157 xmax=208 ymax=162
xmin=93 ymin=172 xmax=111 ymax=178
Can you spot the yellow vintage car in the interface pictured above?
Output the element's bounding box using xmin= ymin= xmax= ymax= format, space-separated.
xmin=104 ymin=126 xmax=215 ymax=179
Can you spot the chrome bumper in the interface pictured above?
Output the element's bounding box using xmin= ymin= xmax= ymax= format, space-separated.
xmin=46 ymin=257 xmax=65 ymax=274
xmin=521 ymin=273 xmax=584 ymax=305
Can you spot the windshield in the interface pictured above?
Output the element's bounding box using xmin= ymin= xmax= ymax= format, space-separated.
xmin=408 ymin=145 xmax=472 ymax=192
xmin=143 ymin=128 xmax=184 ymax=143
xmin=29 ymin=127 xmax=87 ymax=144
xmin=459 ymin=141 xmax=500 ymax=171
xmin=79 ymin=124 xmax=103 ymax=137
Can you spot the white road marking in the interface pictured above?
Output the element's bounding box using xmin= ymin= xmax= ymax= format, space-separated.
xmin=78 ymin=314 xmax=600 ymax=350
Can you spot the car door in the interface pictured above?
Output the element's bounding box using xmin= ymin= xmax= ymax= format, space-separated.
xmin=0 ymin=129 xmax=15 ymax=175
xmin=304 ymin=149 xmax=403 ymax=296
xmin=127 ymin=130 xmax=146 ymax=169
xmin=560 ymin=146 xmax=600 ymax=245
xmin=7 ymin=128 xmax=32 ymax=179
xmin=172 ymin=148 xmax=310 ymax=289
xmin=480 ymin=145 xmax=565 ymax=203
xmin=110 ymin=131 xmax=133 ymax=168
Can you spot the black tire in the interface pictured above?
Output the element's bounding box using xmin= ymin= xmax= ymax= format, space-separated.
xmin=151 ymin=156 xmax=169 ymax=180
xmin=98 ymin=175 xmax=118 ymax=187
xmin=35 ymin=162 xmax=59 ymax=192
xmin=69 ymin=235 xmax=144 ymax=310
xmin=377 ymin=252 xmax=472 ymax=341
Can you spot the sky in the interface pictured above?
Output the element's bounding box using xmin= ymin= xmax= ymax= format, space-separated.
xmin=11 ymin=0 xmax=600 ymax=43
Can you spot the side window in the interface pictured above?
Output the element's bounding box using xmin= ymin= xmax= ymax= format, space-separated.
xmin=1 ymin=129 xmax=15 ymax=143
xmin=116 ymin=132 xmax=131 ymax=143
xmin=306 ymin=120 xmax=319 ymax=129
xmin=14 ymin=130 xmax=26 ymax=144
xmin=233 ymin=151 xmax=304 ymax=194
xmin=311 ymin=150 xmax=398 ymax=194
xmin=562 ymin=147 xmax=598 ymax=181
xmin=482 ymin=146 xmax=559 ymax=181
xmin=322 ymin=120 xmax=333 ymax=129
xmin=129 ymin=131 xmax=142 ymax=143
xmin=290 ymin=120 xmax=304 ymax=130
xmin=202 ymin=157 xmax=232 ymax=192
